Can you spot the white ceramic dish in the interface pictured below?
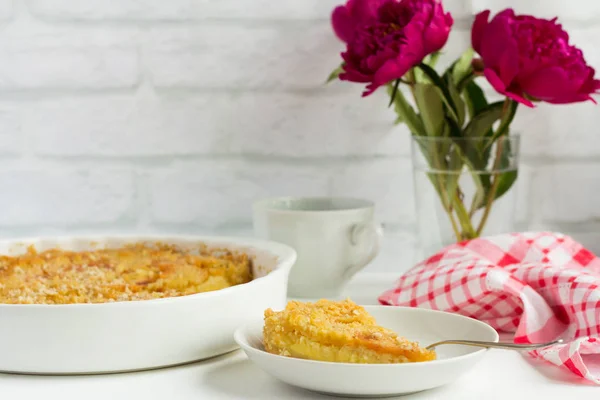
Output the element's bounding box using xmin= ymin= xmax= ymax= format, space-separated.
xmin=0 ymin=235 xmax=296 ymax=375
xmin=234 ymin=306 xmax=499 ymax=397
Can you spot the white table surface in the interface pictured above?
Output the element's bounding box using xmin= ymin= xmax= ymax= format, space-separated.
xmin=2 ymin=273 xmax=597 ymax=400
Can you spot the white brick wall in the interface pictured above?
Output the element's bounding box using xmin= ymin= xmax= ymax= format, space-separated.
xmin=27 ymin=0 xmax=341 ymax=21
xmin=0 ymin=168 xmax=134 ymax=225
xmin=0 ymin=48 xmax=139 ymax=89
xmin=0 ymin=0 xmax=599 ymax=273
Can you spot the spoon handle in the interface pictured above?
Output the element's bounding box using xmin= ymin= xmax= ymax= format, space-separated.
xmin=425 ymin=338 xmax=563 ymax=351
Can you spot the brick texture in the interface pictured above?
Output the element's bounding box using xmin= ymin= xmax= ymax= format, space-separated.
xmin=29 ymin=0 xmax=340 ymax=21
xmin=537 ymin=164 xmax=600 ymax=223
xmin=29 ymin=0 xmax=472 ymax=21
xmin=24 ymin=92 xmax=407 ymax=157
xmin=0 ymin=0 xmax=11 ymax=20
xmin=330 ymin=158 xmax=415 ymax=226
xmin=145 ymin=24 xmax=471 ymax=91
xmin=148 ymin=161 xmax=331 ymax=228
xmin=0 ymin=107 xmax=22 ymax=155
xmin=145 ymin=24 xmax=341 ymax=90
xmin=0 ymin=169 xmax=135 ymax=226
xmin=513 ymin=101 xmax=600 ymax=158
xmin=0 ymin=48 xmax=138 ymax=90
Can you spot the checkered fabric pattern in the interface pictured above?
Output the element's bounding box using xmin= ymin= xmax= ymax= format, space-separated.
xmin=379 ymin=232 xmax=600 ymax=384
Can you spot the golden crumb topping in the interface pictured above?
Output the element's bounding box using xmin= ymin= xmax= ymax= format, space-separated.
xmin=0 ymin=243 xmax=253 ymax=304
xmin=263 ymin=299 xmax=436 ymax=363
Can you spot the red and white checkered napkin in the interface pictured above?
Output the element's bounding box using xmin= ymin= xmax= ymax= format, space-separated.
xmin=379 ymin=232 xmax=600 ymax=383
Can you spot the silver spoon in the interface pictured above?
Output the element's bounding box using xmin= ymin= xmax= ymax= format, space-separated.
xmin=425 ymin=338 xmax=564 ymax=351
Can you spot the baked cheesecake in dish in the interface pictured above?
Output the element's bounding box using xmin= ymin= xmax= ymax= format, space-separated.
xmin=263 ymin=298 xmax=436 ymax=363
xmin=0 ymin=243 xmax=253 ymax=304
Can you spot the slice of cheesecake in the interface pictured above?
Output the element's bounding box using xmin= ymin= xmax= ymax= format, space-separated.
xmin=263 ymin=298 xmax=436 ymax=364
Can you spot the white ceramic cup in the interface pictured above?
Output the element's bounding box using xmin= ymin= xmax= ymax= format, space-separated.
xmin=252 ymin=197 xmax=383 ymax=298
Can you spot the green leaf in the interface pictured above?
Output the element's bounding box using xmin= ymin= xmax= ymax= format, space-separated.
xmin=464 ymin=80 xmax=489 ymax=121
xmin=470 ymin=136 xmax=518 ymax=211
xmin=434 ymin=87 xmax=460 ymax=123
xmin=463 ymin=85 xmax=494 ymax=163
xmin=489 ymin=100 xmax=519 ymax=142
xmin=445 ymin=76 xmax=466 ymax=127
xmin=462 ymin=101 xmax=504 ymax=186
xmin=413 ymin=67 xmax=426 ymax=84
xmin=414 ymin=52 xmax=441 ymax=83
xmin=444 ymin=139 xmax=464 ymax=200
xmin=386 ymin=84 xmax=425 ymax=136
xmin=417 ymin=63 xmax=459 ymax=121
xmin=459 ymin=84 xmax=493 ymax=214
xmin=388 ymin=79 xmax=400 ymax=107
xmin=425 ymin=171 xmax=451 ymax=212
xmin=325 ymin=63 xmax=345 ymax=83
xmin=452 ymin=48 xmax=474 ymax=86
xmin=494 ymin=170 xmax=518 ymax=201
xmin=462 ymin=98 xmax=519 ymax=213
xmin=463 ymin=101 xmax=504 ymax=138
xmin=414 ymin=83 xmax=445 ymax=137
xmin=427 ymin=52 xmax=442 ymax=68
xmin=456 ymin=100 xmax=505 ymax=212
xmin=416 ymin=138 xmax=444 ymax=169
xmin=468 ymin=170 xmax=489 ymax=214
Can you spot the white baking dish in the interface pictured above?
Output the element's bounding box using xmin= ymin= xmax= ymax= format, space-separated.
xmin=0 ymin=235 xmax=296 ymax=375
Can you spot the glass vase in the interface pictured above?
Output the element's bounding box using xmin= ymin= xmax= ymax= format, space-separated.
xmin=411 ymin=135 xmax=521 ymax=257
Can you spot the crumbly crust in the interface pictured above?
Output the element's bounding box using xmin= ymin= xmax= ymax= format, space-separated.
xmin=263 ymin=298 xmax=436 ymax=363
xmin=0 ymin=243 xmax=253 ymax=304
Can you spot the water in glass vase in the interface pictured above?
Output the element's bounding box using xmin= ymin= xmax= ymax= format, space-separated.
xmin=411 ymin=135 xmax=520 ymax=258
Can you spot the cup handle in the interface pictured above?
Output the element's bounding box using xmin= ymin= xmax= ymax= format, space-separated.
xmin=343 ymin=222 xmax=384 ymax=280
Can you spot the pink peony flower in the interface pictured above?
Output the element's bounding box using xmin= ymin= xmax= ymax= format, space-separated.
xmin=333 ymin=0 xmax=453 ymax=96
xmin=472 ymin=9 xmax=600 ymax=107
xmin=331 ymin=0 xmax=385 ymax=43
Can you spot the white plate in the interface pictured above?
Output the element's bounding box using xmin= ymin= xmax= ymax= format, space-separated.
xmin=0 ymin=235 xmax=296 ymax=375
xmin=234 ymin=306 xmax=499 ymax=397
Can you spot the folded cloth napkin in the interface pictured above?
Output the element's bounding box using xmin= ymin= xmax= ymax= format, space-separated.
xmin=379 ymin=232 xmax=600 ymax=383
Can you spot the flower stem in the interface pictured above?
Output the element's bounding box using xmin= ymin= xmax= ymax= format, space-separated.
xmin=437 ymin=182 xmax=462 ymax=241
xmin=475 ymin=140 xmax=503 ymax=236
xmin=452 ymin=189 xmax=478 ymax=240
xmin=475 ymin=98 xmax=515 ymax=236
xmin=447 ymin=210 xmax=462 ymax=241
xmin=457 ymin=72 xmax=476 ymax=91
xmin=407 ymin=68 xmax=464 ymax=242
xmin=388 ymin=79 xmax=401 ymax=107
xmin=427 ymin=153 xmax=463 ymax=242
